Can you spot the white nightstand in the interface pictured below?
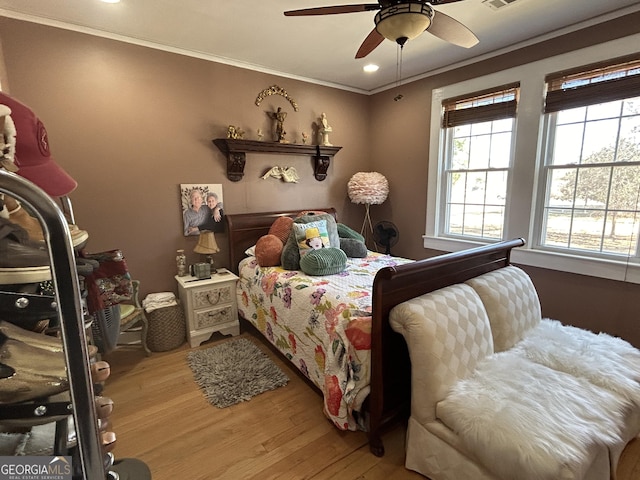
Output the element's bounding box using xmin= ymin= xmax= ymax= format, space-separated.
xmin=175 ymin=268 xmax=240 ymax=348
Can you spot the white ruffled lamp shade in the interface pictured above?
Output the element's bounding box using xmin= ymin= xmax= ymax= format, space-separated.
xmin=347 ymin=172 xmax=389 ymax=248
xmin=347 ymin=172 xmax=389 ymax=205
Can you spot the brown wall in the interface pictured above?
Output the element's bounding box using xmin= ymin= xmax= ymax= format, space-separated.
xmin=0 ymin=17 xmax=371 ymax=297
xmin=368 ymin=13 xmax=640 ymax=346
xmin=1 ymin=15 xmax=639 ymax=346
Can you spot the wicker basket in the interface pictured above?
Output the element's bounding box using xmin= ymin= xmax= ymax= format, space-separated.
xmin=146 ymin=303 xmax=186 ymax=352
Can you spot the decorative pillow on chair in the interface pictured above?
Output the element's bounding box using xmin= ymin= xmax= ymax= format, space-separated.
xmin=299 ymin=247 xmax=347 ymax=276
xmin=293 ymin=221 xmax=330 ymax=257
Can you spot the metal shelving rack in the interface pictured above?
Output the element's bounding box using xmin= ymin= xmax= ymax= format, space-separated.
xmin=0 ymin=169 xmax=105 ymax=479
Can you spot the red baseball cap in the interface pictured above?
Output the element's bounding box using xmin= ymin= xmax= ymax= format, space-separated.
xmin=0 ymin=92 xmax=77 ymax=197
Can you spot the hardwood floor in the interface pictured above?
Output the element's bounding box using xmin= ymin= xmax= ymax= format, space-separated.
xmin=103 ymin=330 xmax=640 ymax=480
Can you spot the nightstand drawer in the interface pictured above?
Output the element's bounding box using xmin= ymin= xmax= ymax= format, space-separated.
xmin=194 ymin=305 xmax=233 ymax=330
xmin=192 ymin=284 xmax=233 ymax=309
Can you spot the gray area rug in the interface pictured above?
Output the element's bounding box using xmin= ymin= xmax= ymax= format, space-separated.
xmin=187 ymin=337 xmax=289 ymax=408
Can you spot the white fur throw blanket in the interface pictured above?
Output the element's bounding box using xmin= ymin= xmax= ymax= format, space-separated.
xmin=514 ymin=319 xmax=640 ymax=407
xmin=437 ymin=351 xmax=628 ymax=480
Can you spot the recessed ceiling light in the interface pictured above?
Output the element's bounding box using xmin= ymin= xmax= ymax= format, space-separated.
xmin=101 ymin=0 xmax=121 ymax=4
xmin=363 ymin=64 xmax=379 ymax=73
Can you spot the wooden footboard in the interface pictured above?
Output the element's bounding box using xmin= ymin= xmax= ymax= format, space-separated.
xmin=226 ymin=209 xmax=525 ymax=456
xmin=367 ymin=237 xmax=525 ymax=455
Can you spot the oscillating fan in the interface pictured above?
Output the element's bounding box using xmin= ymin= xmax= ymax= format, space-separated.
xmin=373 ymin=221 xmax=399 ymax=255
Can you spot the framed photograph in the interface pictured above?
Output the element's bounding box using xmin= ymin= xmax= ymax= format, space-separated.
xmin=180 ymin=184 xmax=224 ymax=236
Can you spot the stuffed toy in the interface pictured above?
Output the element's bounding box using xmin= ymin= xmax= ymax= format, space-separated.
xmin=337 ymin=223 xmax=367 ymax=258
xmin=339 ymin=237 xmax=367 ymax=258
xmin=254 ymin=211 xmax=368 ymax=271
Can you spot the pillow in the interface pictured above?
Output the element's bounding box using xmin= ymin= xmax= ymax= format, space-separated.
xmin=255 ymin=234 xmax=283 ymax=267
xmin=282 ymin=213 xmax=339 ymax=270
xmin=339 ymin=237 xmax=367 ymax=258
xmin=299 ymin=247 xmax=347 ymax=276
xmin=268 ymin=216 xmax=293 ymax=245
xmin=293 ymin=221 xmax=330 ymax=257
xmin=294 ymin=212 xmax=340 ymax=247
xmin=281 ymin=233 xmax=301 ymax=270
xmin=337 ymin=223 xmax=365 ymax=243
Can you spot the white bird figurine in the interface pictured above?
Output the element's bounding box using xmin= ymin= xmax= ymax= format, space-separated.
xmin=261 ymin=166 xmax=299 ymax=183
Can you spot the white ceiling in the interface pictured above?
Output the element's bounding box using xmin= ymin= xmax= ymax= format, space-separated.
xmin=1 ymin=0 xmax=639 ymax=93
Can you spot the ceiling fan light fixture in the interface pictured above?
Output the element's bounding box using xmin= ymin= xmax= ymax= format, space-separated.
xmin=375 ymin=3 xmax=433 ymax=45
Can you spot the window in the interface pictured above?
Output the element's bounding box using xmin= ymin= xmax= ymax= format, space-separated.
xmin=426 ymin=36 xmax=640 ymax=283
xmin=440 ymin=84 xmax=518 ymax=241
xmin=537 ymin=57 xmax=640 ymax=259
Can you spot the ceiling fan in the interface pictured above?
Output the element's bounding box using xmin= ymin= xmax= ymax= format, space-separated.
xmin=284 ymin=0 xmax=479 ymax=59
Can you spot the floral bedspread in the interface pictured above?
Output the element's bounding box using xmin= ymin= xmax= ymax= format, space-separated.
xmin=236 ymin=252 xmax=413 ymax=431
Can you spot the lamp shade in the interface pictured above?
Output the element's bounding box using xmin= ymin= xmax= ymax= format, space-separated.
xmin=375 ymin=3 xmax=433 ymax=44
xmin=347 ymin=172 xmax=389 ymax=205
xmin=193 ymin=230 xmax=220 ymax=254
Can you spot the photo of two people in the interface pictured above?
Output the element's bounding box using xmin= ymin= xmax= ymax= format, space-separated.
xmin=181 ymin=184 xmax=224 ymax=236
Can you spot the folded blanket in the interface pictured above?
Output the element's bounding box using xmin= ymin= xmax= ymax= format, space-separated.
xmin=142 ymin=292 xmax=177 ymax=312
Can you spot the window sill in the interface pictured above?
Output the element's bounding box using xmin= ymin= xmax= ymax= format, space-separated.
xmin=423 ymin=236 xmax=640 ymax=284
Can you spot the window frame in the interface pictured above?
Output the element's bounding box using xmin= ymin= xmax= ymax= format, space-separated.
xmin=426 ymin=34 xmax=640 ymax=284
xmin=439 ymin=116 xmax=515 ymax=241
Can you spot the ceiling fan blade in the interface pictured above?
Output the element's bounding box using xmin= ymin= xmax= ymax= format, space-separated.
xmin=284 ymin=4 xmax=379 ymax=16
xmin=355 ymin=28 xmax=385 ymax=59
xmin=427 ymin=10 xmax=479 ymax=48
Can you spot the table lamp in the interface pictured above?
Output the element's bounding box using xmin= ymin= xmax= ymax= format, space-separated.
xmin=194 ymin=230 xmax=220 ymax=273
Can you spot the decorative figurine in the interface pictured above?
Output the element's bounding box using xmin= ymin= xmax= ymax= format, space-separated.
xmin=227 ymin=125 xmax=244 ymax=139
xmin=176 ymin=249 xmax=187 ymax=277
xmin=301 ymin=132 xmax=309 ymax=144
xmin=267 ymin=107 xmax=287 ymax=142
xmin=261 ymin=166 xmax=299 ymax=183
xmin=318 ymin=112 xmax=333 ymax=146
xmin=257 ymin=128 xmax=264 ymax=141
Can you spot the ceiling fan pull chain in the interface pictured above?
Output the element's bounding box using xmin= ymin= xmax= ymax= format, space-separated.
xmin=394 ymin=44 xmax=405 ymax=101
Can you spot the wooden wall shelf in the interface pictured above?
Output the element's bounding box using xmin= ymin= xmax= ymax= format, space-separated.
xmin=212 ymin=138 xmax=341 ymax=182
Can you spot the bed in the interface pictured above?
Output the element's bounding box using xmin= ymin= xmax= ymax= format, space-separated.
xmin=226 ymin=208 xmax=525 ymax=456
